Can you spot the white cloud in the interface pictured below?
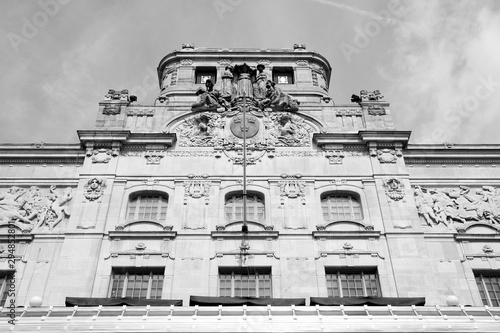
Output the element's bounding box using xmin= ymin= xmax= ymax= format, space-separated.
xmin=382 ymin=0 xmax=500 ymax=144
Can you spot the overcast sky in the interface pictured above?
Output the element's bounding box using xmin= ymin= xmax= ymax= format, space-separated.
xmin=1 ymin=0 xmax=499 ymax=145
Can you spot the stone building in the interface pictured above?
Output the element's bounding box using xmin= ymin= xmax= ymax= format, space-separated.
xmin=1 ymin=44 xmax=500 ymax=332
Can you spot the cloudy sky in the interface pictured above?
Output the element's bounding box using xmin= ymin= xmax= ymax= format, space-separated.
xmin=1 ymin=0 xmax=499 ymax=145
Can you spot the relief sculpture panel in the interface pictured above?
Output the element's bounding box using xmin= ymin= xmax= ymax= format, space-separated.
xmin=414 ymin=185 xmax=500 ymax=229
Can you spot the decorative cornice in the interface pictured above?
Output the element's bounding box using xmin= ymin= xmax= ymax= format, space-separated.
xmin=211 ymin=231 xmax=279 ymax=240
xmin=0 ymin=144 xmax=85 ymax=164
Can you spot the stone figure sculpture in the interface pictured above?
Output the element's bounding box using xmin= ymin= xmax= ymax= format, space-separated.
xmin=191 ymin=79 xmax=229 ymax=112
xmin=259 ymin=80 xmax=299 ymax=112
xmin=252 ymin=64 xmax=268 ymax=99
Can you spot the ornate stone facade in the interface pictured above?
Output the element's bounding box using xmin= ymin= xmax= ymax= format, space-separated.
xmin=2 ymin=45 xmax=500 ymax=333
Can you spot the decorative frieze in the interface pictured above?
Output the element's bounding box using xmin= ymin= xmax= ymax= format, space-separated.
xmin=83 ymin=178 xmax=106 ymax=202
xmin=0 ymin=185 xmax=73 ymax=231
xmin=165 ymin=151 xmax=216 ymax=158
xmin=414 ymin=185 xmax=500 ymax=228
xmin=273 ymin=151 xmax=321 ymax=157
xmin=375 ymin=148 xmax=401 ymax=163
xmin=335 ymin=109 xmax=363 ymax=117
xmin=324 ymin=150 xmax=344 ymax=164
xmin=126 ymin=108 xmax=155 ymax=117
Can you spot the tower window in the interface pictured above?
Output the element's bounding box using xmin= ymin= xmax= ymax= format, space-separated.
xmin=272 ymin=67 xmax=294 ymax=84
xmin=195 ymin=67 xmax=217 ymax=84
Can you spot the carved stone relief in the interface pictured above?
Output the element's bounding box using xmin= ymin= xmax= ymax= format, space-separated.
xmin=367 ymin=105 xmax=386 ymax=115
xmin=183 ymin=180 xmax=211 ymax=205
xmin=295 ymin=60 xmax=309 ymax=67
xmin=180 ymin=59 xmax=193 ymax=66
xmin=127 ymin=108 xmax=154 ymax=117
xmin=383 ymin=178 xmax=405 ymax=201
xmin=414 ymin=185 xmax=500 ymax=228
xmin=376 ymin=149 xmax=400 ymax=163
xmin=359 ymin=90 xmax=384 ymax=101
xmin=335 ymin=109 xmax=363 ymax=117
xmin=278 ymin=181 xmax=306 ymax=205
xmin=145 ymin=150 xmax=164 ymax=165
xmin=176 ymin=112 xmax=224 ymax=147
xmin=83 ymin=178 xmax=106 ymax=202
xmin=266 ymin=112 xmax=313 ymax=147
xmin=324 ymin=150 xmax=344 ymax=164
xmin=88 ymin=148 xmax=118 ymax=163
xmin=0 ymin=185 xmax=73 ymax=231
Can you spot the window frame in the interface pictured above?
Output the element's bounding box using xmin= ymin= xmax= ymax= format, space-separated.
xmin=127 ymin=192 xmax=168 ymax=222
xmin=224 ymin=192 xmax=265 ymax=223
xmin=325 ymin=267 xmax=381 ymax=298
xmin=218 ymin=267 xmax=272 ymax=298
xmin=0 ymin=271 xmax=14 ymax=307
xmin=272 ymin=67 xmax=294 ymax=85
xmin=321 ymin=192 xmax=363 ymax=222
xmin=475 ymin=270 xmax=500 ymax=307
xmin=195 ymin=66 xmax=217 ymax=84
xmin=108 ymin=267 xmax=165 ymax=299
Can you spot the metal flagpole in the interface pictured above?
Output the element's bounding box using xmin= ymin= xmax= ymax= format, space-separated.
xmin=242 ymin=93 xmax=248 ymax=233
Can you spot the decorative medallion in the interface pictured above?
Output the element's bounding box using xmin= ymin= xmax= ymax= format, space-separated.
xmin=383 ymin=178 xmax=405 ymax=201
xmin=278 ymin=181 xmax=306 ymax=205
xmin=83 ymin=178 xmax=106 ymax=202
xmin=183 ymin=181 xmax=211 ymax=205
xmin=230 ymin=114 xmax=260 ymax=139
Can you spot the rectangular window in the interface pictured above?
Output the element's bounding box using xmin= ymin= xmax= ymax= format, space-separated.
xmin=272 ymin=67 xmax=294 ymax=84
xmin=195 ymin=67 xmax=217 ymax=84
xmin=109 ymin=268 xmax=164 ymax=299
xmin=475 ymin=271 xmax=500 ymax=306
xmin=326 ymin=268 xmax=380 ymax=297
xmin=0 ymin=272 xmax=14 ymax=306
xmin=219 ymin=267 xmax=272 ymax=298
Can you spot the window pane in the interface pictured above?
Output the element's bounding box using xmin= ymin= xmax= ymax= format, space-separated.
xmin=321 ymin=194 xmax=362 ymax=221
xmin=219 ymin=268 xmax=271 ymax=298
xmin=326 ymin=268 xmax=380 ymax=298
xmin=225 ymin=194 xmax=265 ymax=223
xmin=110 ymin=269 xmax=163 ymax=300
xmin=129 ymin=194 xmax=168 ymax=221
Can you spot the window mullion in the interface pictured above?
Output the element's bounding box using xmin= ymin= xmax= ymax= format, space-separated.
xmin=146 ymin=272 xmax=152 ymax=299
xmin=480 ymin=275 xmax=492 ymax=306
xmin=337 ymin=272 xmax=342 ymax=297
xmin=361 ymin=272 xmax=367 ymax=297
xmin=122 ymin=272 xmax=128 ymax=298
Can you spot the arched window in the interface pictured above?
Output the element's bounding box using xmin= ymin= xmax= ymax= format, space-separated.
xmin=127 ymin=192 xmax=168 ymax=221
xmin=225 ymin=193 xmax=265 ymax=223
xmin=321 ymin=193 xmax=362 ymax=221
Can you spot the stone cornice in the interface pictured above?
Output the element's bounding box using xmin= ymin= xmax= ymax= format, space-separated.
xmin=313 ymin=131 xmax=411 ymax=150
xmin=405 ymin=145 xmax=500 ymax=164
xmin=0 ymin=143 xmax=85 ymax=164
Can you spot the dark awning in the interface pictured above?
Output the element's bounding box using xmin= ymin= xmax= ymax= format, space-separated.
xmin=310 ymin=297 xmax=425 ymax=306
xmin=65 ymin=297 xmax=183 ymax=307
xmin=190 ymin=296 xmax=306 ymax=306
